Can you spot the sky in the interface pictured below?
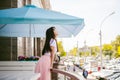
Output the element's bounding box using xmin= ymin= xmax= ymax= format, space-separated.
xmin=50 ymin=0 xmax=120 ymax=52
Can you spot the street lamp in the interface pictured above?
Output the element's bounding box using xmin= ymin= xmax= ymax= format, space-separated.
xmin=99 ymin=12 xmax=115 ymax=70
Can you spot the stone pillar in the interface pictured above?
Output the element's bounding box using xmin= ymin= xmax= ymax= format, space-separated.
xmin=17 ymin=37 xmax=24 ymax=56
xmin=17 ymin=0 xmax=26 ymax=7
xmin=11 ymin=37 xmax=17 ymax=60
xmin=41 ymin=0 xmax=51 ymax=9
xmin=27 ymin=0 xmax=31 ymax=5
xmin=37 ymin=38 xmax=41 ymax=56
xmin=35 ymin=38 xmax=45 ymax=57
xmin=31 ymin=0 xmax=43 ymax=7
xmin=11 ymin=0 xmax=17 ymax=8
xmin=34 ymin=38 xmax=37 ymax=56
xmin=26 ymin=37 xmax=34 ymax=57
xmin=18 ymin=37 xmax=34 ymax=57
xmin=40 ymin=38 xmax=43 ymax=56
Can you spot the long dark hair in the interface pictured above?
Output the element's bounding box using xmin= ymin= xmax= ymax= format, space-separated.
xmin=42 ymin=27 xmax=58 ymax=55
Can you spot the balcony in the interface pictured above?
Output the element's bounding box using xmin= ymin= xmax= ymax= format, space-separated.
xmin=0 ymin=61 xmax=81 ymax=80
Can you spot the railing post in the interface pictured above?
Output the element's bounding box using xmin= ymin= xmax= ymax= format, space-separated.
xmin=51 ymin=62 xmax=59 ymax=80
xmin=71 ymin=78 xmax=74 ymax=80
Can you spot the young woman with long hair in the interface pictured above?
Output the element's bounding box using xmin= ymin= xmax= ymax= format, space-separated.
xmin=35 ymin=27 xmax=58 ymax=80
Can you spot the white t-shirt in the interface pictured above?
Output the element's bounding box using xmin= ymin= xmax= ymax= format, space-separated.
xmin=50 ymin=39 xmax=57 ymax=53
xmin=45 ymin=39 xmax=57 ymax=56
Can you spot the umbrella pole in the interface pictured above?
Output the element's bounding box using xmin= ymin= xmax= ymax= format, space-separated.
xmin=29 ymin=24 xmax=31 ymax=57
xmin=10 ymin=37 xmax=13 ymax=61
xmin=30 ymin=24 xmax=31 ymax=37
xmin=28 ymin=24 xmax=33 ymax=57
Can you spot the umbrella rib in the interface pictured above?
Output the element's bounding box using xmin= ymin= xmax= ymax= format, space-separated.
xmin=0 ymin=24 xmax=7 ymax=30
xmin=60 ymin=26 xmax=74 ymax=35
xmin=33 ymin=24 xmax=36 ymax=34
xmin=24 ymin=8 xmax=30 ymax=18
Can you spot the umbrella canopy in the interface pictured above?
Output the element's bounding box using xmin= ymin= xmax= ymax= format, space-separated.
xmin=0 ymin=24 xmax=84 ymax=37
xmin=0 ymin=5 xmax=84 ymax=37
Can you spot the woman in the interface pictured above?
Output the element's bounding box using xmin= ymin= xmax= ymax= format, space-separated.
xmin=35 ymin=27 xmax=58 ymax=80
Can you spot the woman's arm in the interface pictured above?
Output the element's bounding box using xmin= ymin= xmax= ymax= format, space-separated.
xmin=50 ymin=46 xmax=55 ymax=68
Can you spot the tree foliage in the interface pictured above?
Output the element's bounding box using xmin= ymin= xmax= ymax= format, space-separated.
xmin=115 ymin=46 xmax=120 ymax=58
xmin=79 ymin=51 xmax=89 ymax=57
xmin=79 ymin=52 xmax=84 ymax=57
xmin=90 ymin=46 xmax=99 ymax=57
xmin=102 ymin=44 xmax=113 ymax=59
xmin=58 ymin=41 xmax=66 ymax=57
xmin=69 ymin=47 xmax=77 ymax=56
xmin=111 ymin=35 xmax=120 ymax=58
xmin=102 ymin=44 xmax=113 ymax=51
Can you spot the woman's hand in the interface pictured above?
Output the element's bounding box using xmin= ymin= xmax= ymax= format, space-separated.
xmin=50 ymin=67 xmax=53 ymax=72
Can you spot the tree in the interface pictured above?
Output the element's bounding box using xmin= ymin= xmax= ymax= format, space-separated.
xmin=111 ymin=35 xmax=120 ymax=58
xmin=115 ymin=46 xmax=120 ymax=58
xmin=102 ymin=44 xmax=113 ymax=59
xmin=69 ymin=47 xmax=77 ymax=56
xmin=79 ymin=51 xmax=89 ymax=57
xmin=58 ymin=41 xmax=66 ymax=57
xmin=79 ymin=52 xmax=84 ymax=57
xmin=90 ymin=46 xmax=99 ymax=57
xmin=111 ymin=35 xmax=120 ymax=51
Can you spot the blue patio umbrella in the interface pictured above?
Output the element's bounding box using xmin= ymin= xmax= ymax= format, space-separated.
xmin=0 ymin=5 xmax=84 ymax=37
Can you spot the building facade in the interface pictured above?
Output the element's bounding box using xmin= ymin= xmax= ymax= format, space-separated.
xmin=0 ymin=0 xmax=51 ymax=61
